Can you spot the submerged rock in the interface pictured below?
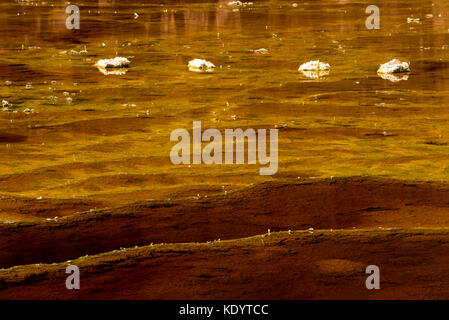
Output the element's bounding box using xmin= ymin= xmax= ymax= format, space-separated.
xmin=377 ymin=59 xmax=410 ymax=73
xmin=298 ymin=60 xmax=330 ymax=71
xmin=188 ymin=59 xmax=215 ymax=73
xmin=95 ymin=57 xmax=130 ymax=69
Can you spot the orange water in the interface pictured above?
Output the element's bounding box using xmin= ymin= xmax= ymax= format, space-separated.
xmin=0 ymin=0 xmax=449 ymax=218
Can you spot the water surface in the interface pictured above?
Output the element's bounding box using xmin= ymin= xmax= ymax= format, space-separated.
xmin=1 ymin=0 xmax=449 ymax=218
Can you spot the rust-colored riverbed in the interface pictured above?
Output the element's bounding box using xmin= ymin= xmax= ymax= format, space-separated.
xmin=1 ymin=0 xmax=449 ymax=299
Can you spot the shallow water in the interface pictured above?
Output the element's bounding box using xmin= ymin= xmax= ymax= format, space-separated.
xmin=1 ymin=0 xmax=449 ymax=215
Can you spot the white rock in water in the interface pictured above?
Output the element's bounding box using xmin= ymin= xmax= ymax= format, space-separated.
xmin=2 ymin=100 xmax=10 ymax=107
xmin=254 ymin=48 xmax=269 ymax=54
xmin=377 ymin=59 xmax=410 ymax=73
xmin=95 ymin=57 xmax=130 ymax=68
xmin=407 ymin=17 xmax=420 ymax=23
xmin=188 ymin=59 xmax=216 ymax=72
xmin=228 ymin=1 xmax=253 ymax=6
xmin=298 ymin=60 xmax=330 ymax=71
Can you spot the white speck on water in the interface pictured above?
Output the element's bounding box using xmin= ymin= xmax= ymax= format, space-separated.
xmin=254 ymin=48 xmax=269 ymax=54
xmin=407 ymin=17 xmax=420 ymax=23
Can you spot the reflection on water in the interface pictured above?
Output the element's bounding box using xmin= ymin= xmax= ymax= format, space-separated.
xmin=377 ymin=72 xmax=409 ymax=82
xmin=1 ymin=0 xmax=449 ymax=211
xmin=97 ymin=67 xmax=128 ymax=75
xmin=300 ymin=70 xmax=330 ymax=79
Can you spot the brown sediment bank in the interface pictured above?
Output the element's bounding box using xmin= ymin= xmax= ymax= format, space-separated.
xmin=1 ymin=228 xmax=449 ymax=299
xmin=1 ymin=177 xmax=449 ymax=269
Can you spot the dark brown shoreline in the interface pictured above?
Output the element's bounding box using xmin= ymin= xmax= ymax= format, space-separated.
xmin=2 ymin=177 xmax=449 ymax=269
xmin=1 ymin=228 xmax=449 ymax=299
